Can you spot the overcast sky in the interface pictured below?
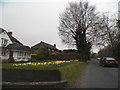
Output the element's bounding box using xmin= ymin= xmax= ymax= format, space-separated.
xmin=0 ymin=0 xmax=119 ymax=52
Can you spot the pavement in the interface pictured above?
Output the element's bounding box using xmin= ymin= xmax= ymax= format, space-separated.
xmin=72 ymin=59 xmax=118 ymax=88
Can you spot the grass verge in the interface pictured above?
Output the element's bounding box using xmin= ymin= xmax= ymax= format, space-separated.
xmin=59 ymin=62 xmax=87 ymax=87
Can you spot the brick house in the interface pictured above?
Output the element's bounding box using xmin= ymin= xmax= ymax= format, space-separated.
xmin=31 ymin=41 xmax=60 ymax=56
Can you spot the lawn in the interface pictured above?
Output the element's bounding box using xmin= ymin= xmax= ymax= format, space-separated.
xmin=2 ymin=60 xmax=87 ymax=87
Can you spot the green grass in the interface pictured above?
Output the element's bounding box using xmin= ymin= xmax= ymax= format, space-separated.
xmin=2 ymin=61 xmax=87 ymax=87
xmin=59 ymin=62 xmax=87 ymax=87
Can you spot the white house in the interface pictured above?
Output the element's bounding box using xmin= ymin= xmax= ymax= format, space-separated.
xmin=0 ymin=28 xmax=31 ymax=61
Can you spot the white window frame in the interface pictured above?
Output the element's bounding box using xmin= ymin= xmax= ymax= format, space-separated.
xmin=1 ymin=38 xmax=8 ymax=47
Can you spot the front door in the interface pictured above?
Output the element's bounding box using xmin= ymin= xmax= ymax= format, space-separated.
xmin=9 ymin=51 xmax=13 ymax=58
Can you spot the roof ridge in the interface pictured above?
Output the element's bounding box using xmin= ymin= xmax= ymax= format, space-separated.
xmin=0 ymin=28 xmax=6 ymax=34
xmin=31 ymin=41 xmax=59 ymax=50
xmin=7 ymin=32 xmax=23 ymax=45
xmin=41 ymin=41 xmax=55 ymax=47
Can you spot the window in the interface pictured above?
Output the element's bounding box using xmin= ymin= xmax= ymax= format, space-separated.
xmin=17 ymin=52 xmax=19 ymax=56
xmin=24 ymin=52 xmax=27 ymax=56
xmin=48 ymin=48 xmax=50 ymax=51
xmin=17 ymin=51 xmax=29 ymax=57
xmin=28 ymin=53 xmax=30 ymax=57
xmin=17 ymin=51 xmax=22 ymax=56
xmin=2 ymin=52 xmax=6 ymax=56
xmin=106 ymin=57 xmax=116 ymax=60
xmin=20 ymin=52 xmax=22 ymax=56
xmin=1 ymin=38 xmax=8 ymax=46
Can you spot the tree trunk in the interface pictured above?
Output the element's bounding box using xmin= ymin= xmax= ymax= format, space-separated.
xmin=75 ymin=30 xmax=90 ymax=61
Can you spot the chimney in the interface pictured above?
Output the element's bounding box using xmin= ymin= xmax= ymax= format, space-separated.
xmin=8 ymin=32 xmax=12 ymax=36
xmin=54 ymin=44 xmax=56 ymax=48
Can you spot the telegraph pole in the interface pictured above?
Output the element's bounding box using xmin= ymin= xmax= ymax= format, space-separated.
xmin=118 ymin=1 xmax=120 ymax=90
xmin=118 ymin=1 xmax=120 ymax=29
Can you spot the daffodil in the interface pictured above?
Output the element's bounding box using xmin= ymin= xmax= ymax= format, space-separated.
xmin=12 ymin=60 xmax=79 ymax=66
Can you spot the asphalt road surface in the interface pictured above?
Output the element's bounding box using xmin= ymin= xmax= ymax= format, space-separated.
xmin=73 ymin=59 xmax=118 ymax=88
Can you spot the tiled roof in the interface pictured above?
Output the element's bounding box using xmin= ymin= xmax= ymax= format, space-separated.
xmin=0 ymin=27 xmax=23 ymax=45
xmin=7 ymin=44 xmax=31 ymax=52
xmin=0 ymin=28 xmax=5 ymax=34
xmin=7 ymin=32 xmax=23 ymax=45
xmin=31 ymin=41 xmax=59 ymax=51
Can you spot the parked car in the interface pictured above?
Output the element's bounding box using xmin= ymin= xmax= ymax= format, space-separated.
xmin=97 ymin=58 xmax=101 ymax=61
xmin=99 ymin=57 xmax=119 ymax=67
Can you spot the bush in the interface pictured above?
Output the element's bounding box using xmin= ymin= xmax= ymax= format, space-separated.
xmin=2 ymin=59 xmax=11 ymax=63
xmin=2 ymin=69 xmax=61 ymax=82
xmin=36 ymin=46 xmax=49 ymax=61
xmin=49 ymin=54 xmax=59 ymax=60
xmin=28 ymin=58 xmax=38 ymax=62
xmin=8 ymin=57 xmax=14 ymax=62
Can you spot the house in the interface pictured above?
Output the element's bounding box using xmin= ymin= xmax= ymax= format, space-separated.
xmin=0 ymin=28 xmax=31 ymax=61
xmin=31 ymin=41 xmax=60 ymax=56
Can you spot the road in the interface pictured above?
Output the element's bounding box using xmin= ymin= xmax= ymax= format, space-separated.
xmin=73 ymin=59 xmax=118 ymax=88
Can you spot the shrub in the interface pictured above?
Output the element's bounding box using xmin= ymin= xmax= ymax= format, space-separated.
xmin=2 ymin=69 xmax=61 ymax=82
xmin=8 ymin=57 xmax=14 ymax=62
xmin=2 ymin=61 xmax=87 ymax=87
xmin=28 ymin=58 xmax=38 ymax=62
xmin=36 ymin=46 xmax=49 ymax=61
xmin=2 ymin=59 xmax=10 ymax=63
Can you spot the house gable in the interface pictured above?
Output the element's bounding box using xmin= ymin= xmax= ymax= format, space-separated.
xmin=31 ymin=41 xmax=60 ymax=55
xmin=32 ymin=41 xmax=58 ymax=50
xmin=0 ymin=28 xmax=13 ymax=47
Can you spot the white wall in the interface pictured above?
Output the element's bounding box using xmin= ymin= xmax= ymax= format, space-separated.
xmin=13 ymin=51 xmax=18 ymax=60
xmin=0 ymin=31 xmax=12 ymax=60
xmin=0 ymin=31 xmax=12 ymax=47
xmin=0 ymin=50 xmax=9 ymax=60
xmin=13 ymin=50 xmax=31 ymax=62
xmin=0 ymin=31 xmax=12 ymax=46
xmin=1 ymin=53 xmax=9 ymax=60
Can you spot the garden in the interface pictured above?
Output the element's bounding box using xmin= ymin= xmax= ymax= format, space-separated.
xmin=2 ymin=60 xmax=87 ymax=87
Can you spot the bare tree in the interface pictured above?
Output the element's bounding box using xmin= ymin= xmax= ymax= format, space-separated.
xmin=96 ymin=13 xmax=119 ymax=59
xmin=58 ymin=1 xmax=100 ymax=61
xmin=93 ymin=13 xmax=119 ymax=57
xmin=112 ymin=19 xmax=120 ymax=59
xmin=96 ymin=14 xmax=118 ymax=48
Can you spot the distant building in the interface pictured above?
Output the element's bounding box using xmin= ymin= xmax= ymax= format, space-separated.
xmin=0 ymin=28 xmax=31 ymax=61
xmin=31 ymin=41 xmax=60 ymax=56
